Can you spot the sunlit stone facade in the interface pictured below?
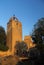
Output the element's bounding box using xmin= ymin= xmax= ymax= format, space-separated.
xmin=24 ymin=36 xmax=36 ymax=49
xmin=0 ymin=16 xmax=36 ymax=56
xmin=7 ymin=16 xmax=22 ymax=55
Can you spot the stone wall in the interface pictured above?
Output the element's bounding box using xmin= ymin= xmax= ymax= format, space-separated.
xmin=24 ymin=36 xmax=36 ymax=49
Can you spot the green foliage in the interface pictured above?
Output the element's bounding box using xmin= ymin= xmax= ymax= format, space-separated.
xmin=28 ymin=47 xmax=40 ymax=59
xmin=0 ymin=26 xmax=6 ymax=45
xmin=30 ymin=18 xmax=44 ymax=65
xmin=15 ymin=41 xmax=28 ymax=56
xmin=0 ymin=26 xmax=8 ymax=51
xmin=0 ymin=44 xmax=8 ymax=51
xmin=31 ymin=17 xmax=44 ymax=57
xmin=32 ymin=18 xmax=44 ymax=44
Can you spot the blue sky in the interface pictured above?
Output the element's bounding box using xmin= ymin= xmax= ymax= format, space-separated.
xmin=0 ymin=0 xmax=44 ymax=38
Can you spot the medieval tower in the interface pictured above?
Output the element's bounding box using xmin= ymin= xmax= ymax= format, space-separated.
xmin=0 ymin=16 xmax=36 ymax=56
xmin=7 ymin=16 xmax=22 ymax=54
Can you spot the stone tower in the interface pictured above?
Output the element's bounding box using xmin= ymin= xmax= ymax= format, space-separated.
xmin=24 ymin=36 xmax=36 ymax=49
xmin=7 ymin=16 xmax=22 ymax=55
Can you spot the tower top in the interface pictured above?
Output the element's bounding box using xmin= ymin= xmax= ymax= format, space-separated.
xmin=9 ymin=15 xmax=18 ymax=21
xmin=7 ymin=16 xmax=22 ymax=25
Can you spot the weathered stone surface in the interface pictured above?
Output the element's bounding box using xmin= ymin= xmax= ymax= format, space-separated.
xmin=7 ymin=17 xmax=22 ymax=55
xmin=0 ymin=16 xmax=36 ymax=61
xmin=24 ymin=36 xmax=36 ymax=49
xmin=0 ymin=55 xmax=19 ymax=65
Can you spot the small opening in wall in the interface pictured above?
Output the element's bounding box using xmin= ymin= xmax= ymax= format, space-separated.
xmin=16 ymin=22 xmax=18 ymax=26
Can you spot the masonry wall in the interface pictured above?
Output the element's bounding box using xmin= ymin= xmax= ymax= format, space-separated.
xmin=24 ymin=36 xmax=36 ymax=49
xmin=7 ymin=18 xmax=22 ymax=55
xmin=0 ymin=17 xmax=36 ymax=57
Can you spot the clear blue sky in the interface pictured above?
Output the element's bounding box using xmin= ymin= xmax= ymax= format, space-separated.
xmin=0 ymin=0 xmax=44 ymax=38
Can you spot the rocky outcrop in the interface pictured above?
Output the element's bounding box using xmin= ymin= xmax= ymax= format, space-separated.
xmin=0 ymin=55 xmax=19 ymax=65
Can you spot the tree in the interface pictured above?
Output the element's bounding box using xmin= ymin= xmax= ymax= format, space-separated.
xmin=0 ymin=26 xmax=6 ymax=45
xmin=32 ymin=18 xmax=44 ymax=44
xmin=0 ymin=26 xmax=8 ymax=51
xmin=15 ymin=41 xmax=28 ymax=57
xmin=28 ymin=47 xmax=40 ymax=59
xmin=31 ymin=18 xmax=44 ymax=65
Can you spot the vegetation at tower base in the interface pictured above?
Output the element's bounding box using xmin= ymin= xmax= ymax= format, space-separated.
xmin=15 ymin=41 xmax=28 ymax=57
xmin=0 ymin=26 xmax=8 ymax=51
xmin=28 ymin=47 xmax=40 ymax=59
xmin=27 ymin=18 xmax=44 ymax=65
xmin=32 ymin=18 xmax=44 ymax=53
xmin=16 ymin=18 xmax=44 ymax=65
